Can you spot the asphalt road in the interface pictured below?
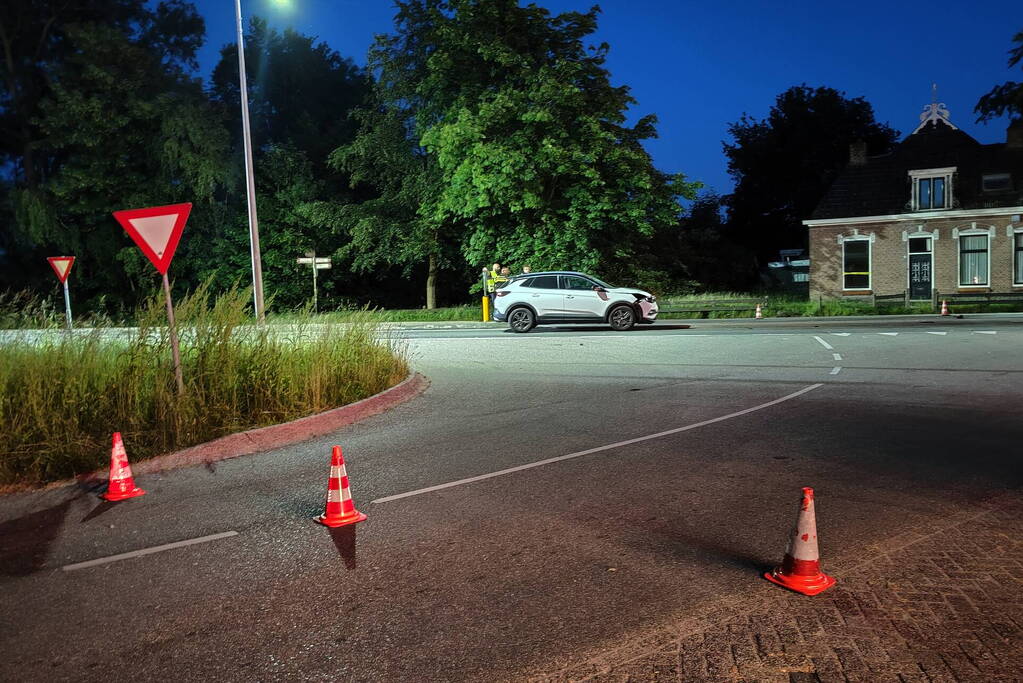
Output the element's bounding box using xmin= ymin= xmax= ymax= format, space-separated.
xmin=2 ymin=316 xmax=1022 ymax=681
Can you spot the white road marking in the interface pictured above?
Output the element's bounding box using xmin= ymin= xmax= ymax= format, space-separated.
xmin=373 ymin=383 xmax=824 ymax=504
xmin=831 ymin=333 xmax=850 ymax=337
xmin=61 ymin=531 xmax=239 ymax=572
xmin=878 ymin=332 xmax=899 ymax=336
xmin=832 ymin=353 xmax=842 ymax=361
xmin=974 ymin=331 xmax=997 ymax=335
xmin=813 ymin=336 xmax=834 ymax=350
xmin=926 ymin=331 xmax=948 ymax=335
xmin=830 ymin=367 xmax=842 ymax=375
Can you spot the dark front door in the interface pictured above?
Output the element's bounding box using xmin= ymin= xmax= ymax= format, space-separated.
xmin=909 ymin=253 xmax=932 ymax=300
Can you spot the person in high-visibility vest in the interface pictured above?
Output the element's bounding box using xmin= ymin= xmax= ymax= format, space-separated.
xmin=485 ymin=262 xmax=501 ymax=318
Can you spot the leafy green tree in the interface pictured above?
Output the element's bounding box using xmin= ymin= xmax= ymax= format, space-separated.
xmin=723 ymin=85 xmax=899 ymax=275
xmin=332 ymin=1 xmax=698 ymax=307
xmin=1 ymin=2 xmax=228 ymax=309
xmin=975 ymin=29 xmax=1023 ymax=124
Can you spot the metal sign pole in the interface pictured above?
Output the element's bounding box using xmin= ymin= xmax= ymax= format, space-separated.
xmin=62 ymin=280 xmax=73 ymax=330
xmin=162 ymin=273 xmax=185 ymax=396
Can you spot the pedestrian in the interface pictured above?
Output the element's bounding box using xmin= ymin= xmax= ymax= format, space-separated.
xmin=521 ymin=265 xmax=532 ymax=275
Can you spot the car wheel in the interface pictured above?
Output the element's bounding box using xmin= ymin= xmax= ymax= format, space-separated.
xmin=608 ymin=305 xmax=636 ymax=331
xmin=508 ymin=307 xmax=536 ymax=333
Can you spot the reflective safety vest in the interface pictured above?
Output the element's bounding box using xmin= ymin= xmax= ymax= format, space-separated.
xmin=486 ymin=268 xmax=499 ymax=293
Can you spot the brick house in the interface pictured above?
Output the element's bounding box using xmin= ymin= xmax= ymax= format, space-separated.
xmin=803 ymin=102 xmax=1023 ymax=303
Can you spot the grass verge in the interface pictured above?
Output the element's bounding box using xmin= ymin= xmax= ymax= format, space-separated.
xmin=0 ymin=284 xmax=409 ymax=488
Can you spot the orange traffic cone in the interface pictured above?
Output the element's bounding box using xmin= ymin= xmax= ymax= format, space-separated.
xmin=102 ymin=432 xmax=146 ymax=501
xmin=755 ymin=303 xmax=763 ymax=319
xmin=314 ymin=446 xmax=367 ymax=528
xmin=940 ymin=299 xmax=949 ymax=316
xmin=764 ymin=487 xmax=835 ymax=596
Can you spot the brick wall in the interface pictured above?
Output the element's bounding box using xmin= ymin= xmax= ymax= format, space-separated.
xmin=809 ymin=214 xmax=1023 ymax=300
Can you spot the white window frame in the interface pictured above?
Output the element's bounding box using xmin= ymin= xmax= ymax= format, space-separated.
xmin=1012 ymin=225 xmax=1023 ymax=287
xmin=953 ymin=225 xmax=993 ymax=287
xmin=908 ymin=167 xmax=955 ymax=211
xmin=840 ymin=236 xmax=872 ymax=291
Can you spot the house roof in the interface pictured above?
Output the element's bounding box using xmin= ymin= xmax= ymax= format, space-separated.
xmin=811 ymin=119 xmax=1023 ymax=220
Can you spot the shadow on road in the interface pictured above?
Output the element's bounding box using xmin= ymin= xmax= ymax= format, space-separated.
xmin=503 ymin=324 xmax=692 ymax=334
xmin=81 ymin=499 xmax=120 ymax=523
xmin=0 ymin=498 xmax=75 ymax=576
xmin=328 ymin=525 xmax=358 ymax=570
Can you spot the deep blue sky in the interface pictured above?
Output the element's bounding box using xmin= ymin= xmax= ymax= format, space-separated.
xmin=193 ymin=0 xmax=1020 ymax=196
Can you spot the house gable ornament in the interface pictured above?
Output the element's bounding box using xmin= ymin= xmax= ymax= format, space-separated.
xmin=912 ymin=84 xmax=958 ymax=134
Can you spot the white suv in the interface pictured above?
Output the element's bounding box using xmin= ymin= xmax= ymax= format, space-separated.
xmin=493 ymin=271 xmax=658 ymax=333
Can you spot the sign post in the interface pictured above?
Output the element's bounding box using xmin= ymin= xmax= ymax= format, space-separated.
xmin=296 ymin=252 xmax=332 ymax=313
xmin=113 ymin=203 xmax=191 ymax=396
xmin=46 ymin=256 xmax=75 ymax=330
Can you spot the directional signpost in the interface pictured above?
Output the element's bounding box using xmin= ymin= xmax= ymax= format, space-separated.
xmin=113 ymin=203 xmax=191 ymax=396
xmin=296 ymin=252 xmax=331 ymax=313
xmin=46 ymin=256 xmax=75 ymax=330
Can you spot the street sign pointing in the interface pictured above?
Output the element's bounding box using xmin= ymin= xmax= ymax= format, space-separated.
xmin=47 ymin=256 xmax=75 ymax=283
xmin=112 ymin=203 xmax=192 ymax=274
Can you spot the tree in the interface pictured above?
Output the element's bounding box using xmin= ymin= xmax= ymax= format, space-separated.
xmin=723 ymin=85 xmax=899 ymax=275
xmin=331 ymin=1 xmax=698 ymax=308
xmin=1 ymin=1 xmax=228 ymax=309
xmin=975 ymin=29 xmax=1023 ymax=124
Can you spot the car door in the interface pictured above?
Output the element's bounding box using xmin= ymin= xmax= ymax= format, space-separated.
xmin=560 ymin=275 xmax=607 ymax=320
xmin=520 ymin=275 xmax=564 ymax=317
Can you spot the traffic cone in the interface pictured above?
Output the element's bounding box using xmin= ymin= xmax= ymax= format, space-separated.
xmin=755 ymin=303 xmax=763 ymax=319
xmin=764 ymin=487 xmax=835 ymax=596
xmin=940 ymin=299 xmax=949 ymax=316
xmin=314 ymin=446 xmax=366 ymax=528
xmin=101 ymin=432 xmax=146 ymax=501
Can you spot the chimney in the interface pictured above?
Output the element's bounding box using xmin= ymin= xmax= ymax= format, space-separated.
xmin=849 ymin=140 xmax=868 ymax=165
xmin=1008 ymin=121 xmax=1023 ymax=149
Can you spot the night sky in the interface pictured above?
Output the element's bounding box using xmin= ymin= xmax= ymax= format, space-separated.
xmin=193 ymin=0 xmax=1021 ymax=196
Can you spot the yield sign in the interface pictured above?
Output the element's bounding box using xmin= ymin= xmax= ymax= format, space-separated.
xmin=112 ymin=203 xmax=192 ymax=274
xmin=47 ymin=256 xmax=75 ymax=283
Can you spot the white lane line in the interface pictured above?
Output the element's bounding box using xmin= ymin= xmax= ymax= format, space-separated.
xmin=373 ymin=383 xmax=824 ymax=504
xmin=62 ymin=531 xmax=239 ymax=572
xmin=831 ymin=333 xmax=850 ymax=337
xmin=926 ymin=331 xmax=948 ymax=335
xmin=830 ymin=367 xmax=842 ymax=375
xmin=813 ymin=336 xmax=834 ymax=350
xmin=832 ymin=353 xmax=842 ymax=361
xmin=974 ymin=331 xmax=997 ymax=335
xmin=878 ymin=332 xmax=899 ymax=336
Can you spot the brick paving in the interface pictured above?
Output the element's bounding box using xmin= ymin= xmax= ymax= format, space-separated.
xmin=539 ymin=493 xmax=1023 ymax=682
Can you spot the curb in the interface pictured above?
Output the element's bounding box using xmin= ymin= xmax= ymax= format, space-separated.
xmin=79 ymin=372 xmax=430 ymax=483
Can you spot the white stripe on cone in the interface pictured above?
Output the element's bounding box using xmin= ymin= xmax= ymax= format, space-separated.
xmin=787 ymin=495 xmax=821 ymax=562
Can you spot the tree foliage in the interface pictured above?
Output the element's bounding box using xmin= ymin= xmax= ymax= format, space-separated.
xmin=723 ymin=85 xmax=899 ymax=273
xmin=975 ymin=29 xmax=1023 ymax=124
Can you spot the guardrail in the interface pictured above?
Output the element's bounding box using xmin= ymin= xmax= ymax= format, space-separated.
xmin=658 ymin=297 xmax=768 ymax=318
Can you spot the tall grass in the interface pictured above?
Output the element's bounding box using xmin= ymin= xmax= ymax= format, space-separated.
xmin=0 ymin=283 xmax=408 ymax=487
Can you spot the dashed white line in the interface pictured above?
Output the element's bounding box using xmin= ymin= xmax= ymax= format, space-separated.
xmin=974 ymin=331 xmax=997 ymax=335
xmin=372 ymin=383 xmax=825 ymax=504
xmin=926 ymin=331 xmax=948 ymax=335
xmin=813 ymin=336 xmax=834 ymax=350
xmin=62 ymin=531 xmax=239 ymax=572
xmin=832 ymin=353 xmax=842 ymax=361
xmin=878 ymin=332 xmax=899 ymax=336
xmin=831 ymin=333 xmax=851 ymax=337
xmin=830 ymin=367 xmax=842 ymax=375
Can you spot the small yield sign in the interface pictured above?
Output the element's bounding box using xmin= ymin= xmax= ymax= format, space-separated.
xmin=113 ymin=203 xmax=192 ymax=396
xmin=46 ymin=256 xmax=75 ymax=330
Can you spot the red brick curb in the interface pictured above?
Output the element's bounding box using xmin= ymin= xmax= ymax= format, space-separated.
xmin=80 ymin=372 xmax=429 ymax=482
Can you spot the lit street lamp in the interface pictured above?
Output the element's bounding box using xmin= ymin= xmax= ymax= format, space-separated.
xmin=234 ymin=0 xmax=266 ymax=321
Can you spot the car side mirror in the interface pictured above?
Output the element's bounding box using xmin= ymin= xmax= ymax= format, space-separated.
xmin=593 ymin=286 xmax=606 ymax=293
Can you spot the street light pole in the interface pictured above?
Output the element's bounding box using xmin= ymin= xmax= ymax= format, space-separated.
xmin=234 ymin=0 xmax=266 ymax=321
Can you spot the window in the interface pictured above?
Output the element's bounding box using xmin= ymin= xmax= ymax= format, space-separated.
xmin=909 ymin=168 xmax=954 ymax=210
xmin=958 ymin=234 xmax=989 ymax=286
xmin=982 ymin=173 xmax=1012 ymax=192
xmin=908 ymin=237 xmax=931 ymax=253
xmin=842 ymin=239 xmax=870 ymax=290
xmin=527 ymin=275 xmax=558 ymax=289
xmin=560 ymin=275 xmax=597 ymax=291
xmin=1015 ymin=232 xmax=1023 ymax=286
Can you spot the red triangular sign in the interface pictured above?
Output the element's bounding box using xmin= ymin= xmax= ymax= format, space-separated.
xmin=47 ymin=256 xmax=75 ymax=283
xmin=112 ymin=203 xmax=191 ymax=274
